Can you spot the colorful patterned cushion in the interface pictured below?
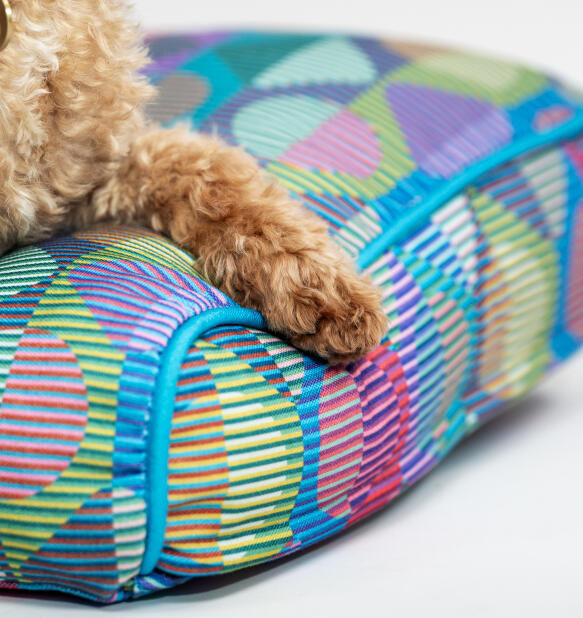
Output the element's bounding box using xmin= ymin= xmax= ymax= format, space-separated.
xmin=0 ymin=32 xmax=582 ymax=603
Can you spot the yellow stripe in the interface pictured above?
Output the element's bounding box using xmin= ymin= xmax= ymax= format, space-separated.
xmin=4 ymin=544 xmax=35 ymax=555
xmin=6 ymin=499 xmax=84 ymax=510
xmin=72 ymin=456 xmax=112 ymax=468
xmin=60 ymin=469 xmax=111 ymax=481
xmin=167 ymin=517 xmax=290 ymax=542
xmin=77 ymin=441 xmax=114 ymax=454
xmin=81 ymin=364 xmax=122 ymax=376
xmin=167 ymin=503 xmax=292 ymax=525
xmin=33 ymin=309 xmax=95 ymax=317
xmin=0 ymin=527 xmax=51 ymax=539
xmin=85 ymin=411 xmax=116 ymax=422
xmin=43 ymin=484 xmax=103 ymax=495
xmin=0 ymin=513 xmax=66 ymax=525
xmin=210 ymin=362 xmax=256 ymax=374
xmin=84 ymin=426 xmax=116 ymax=438
xmin=174 ymin=411 xmax=296 ymax=439
xmin=87 ymin=395 xmax=118 ymax=407
xmin=29 ymin=321 xmax=103 ymax=332
xmin=223 ymin=543 xmax=290 ymax=563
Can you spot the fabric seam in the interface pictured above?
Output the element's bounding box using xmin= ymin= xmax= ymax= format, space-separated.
xmin=356 ymin=115 xmax=583 ymax=270
xmin=140 ymin=306 xmax=266 ymax=575
xmin=139 ymin=114 xmax=583 ymax=577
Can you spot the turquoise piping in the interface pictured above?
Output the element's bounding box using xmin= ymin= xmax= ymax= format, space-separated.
xmin=140 ymin=306 xmax=266 ymax=576
xmin=356 ymin=112 xmax=583 ymax=270
xmin=140 ymin=110 xmax=583 ymax=577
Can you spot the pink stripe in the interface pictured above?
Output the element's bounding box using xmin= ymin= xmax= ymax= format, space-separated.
xmin=10 ymin=365 xmax=80 ymax=376
xmin=0 ymin=470 xmax=58 ymax=483
xmin=428 ymin=291 xmax=446 ymax=307
xmin=0 ymin=423 xmax=83 ymax=439
xmin=0 ymin=409 xmax=87 ymax=425
xmin=5 ymin=379 xmax=85 ymax=393
xmin=436 ymin=304 xmax=462 ymax=329
xmin=433 ymin=298 xmax=457 ymax=320
xmin=442 ymin=322 xmax=469 ymax=350
xmin=282 ymin=110 xmax=381 ymax=179
xmin=0 ymin=440 xmax=78 ymax=455
xmin=0 ymin=487 xmax=35 ymax=498
xmin=14 ymin=352 xmax=75 ymax=362
xmin=2 ymin=395 xmax=88 ymax=411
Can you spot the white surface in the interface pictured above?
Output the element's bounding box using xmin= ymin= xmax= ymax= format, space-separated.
xmin=136 ymin=0 xmax=583 ymax=87
xmin=2 ymin=1 xmax=583 ymax=616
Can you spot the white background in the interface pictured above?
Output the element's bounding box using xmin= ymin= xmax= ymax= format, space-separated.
xmin=2 ymin=1 xmax=583 ymax=616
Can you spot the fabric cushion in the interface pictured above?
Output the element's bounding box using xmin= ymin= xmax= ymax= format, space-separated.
xmin=0 ymin=31 xmax=582 ymax=602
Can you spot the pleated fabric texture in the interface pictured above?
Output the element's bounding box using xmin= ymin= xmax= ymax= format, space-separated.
xmin=0 ymin=32 xmax=582 ymax=602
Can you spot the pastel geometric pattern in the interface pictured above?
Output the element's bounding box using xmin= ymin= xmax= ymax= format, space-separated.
xmin=386 ymin=83 xmax=513 ymax=178
xmin=392 ymin=51 xmax=547 ymax=106
xmin=0 ymin=31 xmax=582 ymax=602
xmin=252 ymin=37 xmax=378 ymax=88
xmin=0 ymin=329 xmax=89 ymax=500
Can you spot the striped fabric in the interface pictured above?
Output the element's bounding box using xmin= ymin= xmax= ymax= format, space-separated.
xmin=142 ymin=32 xmax=582 ymax=261
xmin=0 ymin=31 xmax=582 ymax=602
xmin=0 ymin=230 xmax=235 ymax=601
xmin=157 ymin=137 xmax=583 ymax=578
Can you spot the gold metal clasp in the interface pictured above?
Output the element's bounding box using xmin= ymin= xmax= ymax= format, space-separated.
xmin=0 ymin=0 xmax=13 ymax=52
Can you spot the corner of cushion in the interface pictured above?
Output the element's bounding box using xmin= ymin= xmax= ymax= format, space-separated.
xmin=139 ymin=306 xmax=266 ymax=576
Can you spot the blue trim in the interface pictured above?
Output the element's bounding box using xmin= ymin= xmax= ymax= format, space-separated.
xmin=139 ymin=110 xmax=583 ymax=577
xmin=356 ymin=113 xmax=583 ymax=270
xmin=140 ymin=306 xmax=266 ymax=576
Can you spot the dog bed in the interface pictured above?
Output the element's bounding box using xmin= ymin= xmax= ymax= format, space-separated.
xmin=0 ymin=31 xmax=582 ymax=603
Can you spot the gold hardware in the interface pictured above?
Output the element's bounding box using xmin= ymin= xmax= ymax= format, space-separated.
xmin=0 ymin=0 xmax=13 ymax=52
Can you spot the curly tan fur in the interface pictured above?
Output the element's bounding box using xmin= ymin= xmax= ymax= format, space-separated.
xmin=0 ymin=0 xmax=388 ymax=363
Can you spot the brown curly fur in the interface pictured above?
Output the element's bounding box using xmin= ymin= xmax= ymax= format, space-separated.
xmin=0 ymin=0 xmax=388 ymax=363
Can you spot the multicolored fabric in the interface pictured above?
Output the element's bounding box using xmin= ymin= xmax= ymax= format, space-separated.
xmin=0 ymin=31 xmax=582 ymax=603
xmin=0 ymin=230 xmax=238 ymax=600
xmin=144 ymin=32 xmax=583 ymax=264
xmin=157 ymin=136 xmax=583 ymax=581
